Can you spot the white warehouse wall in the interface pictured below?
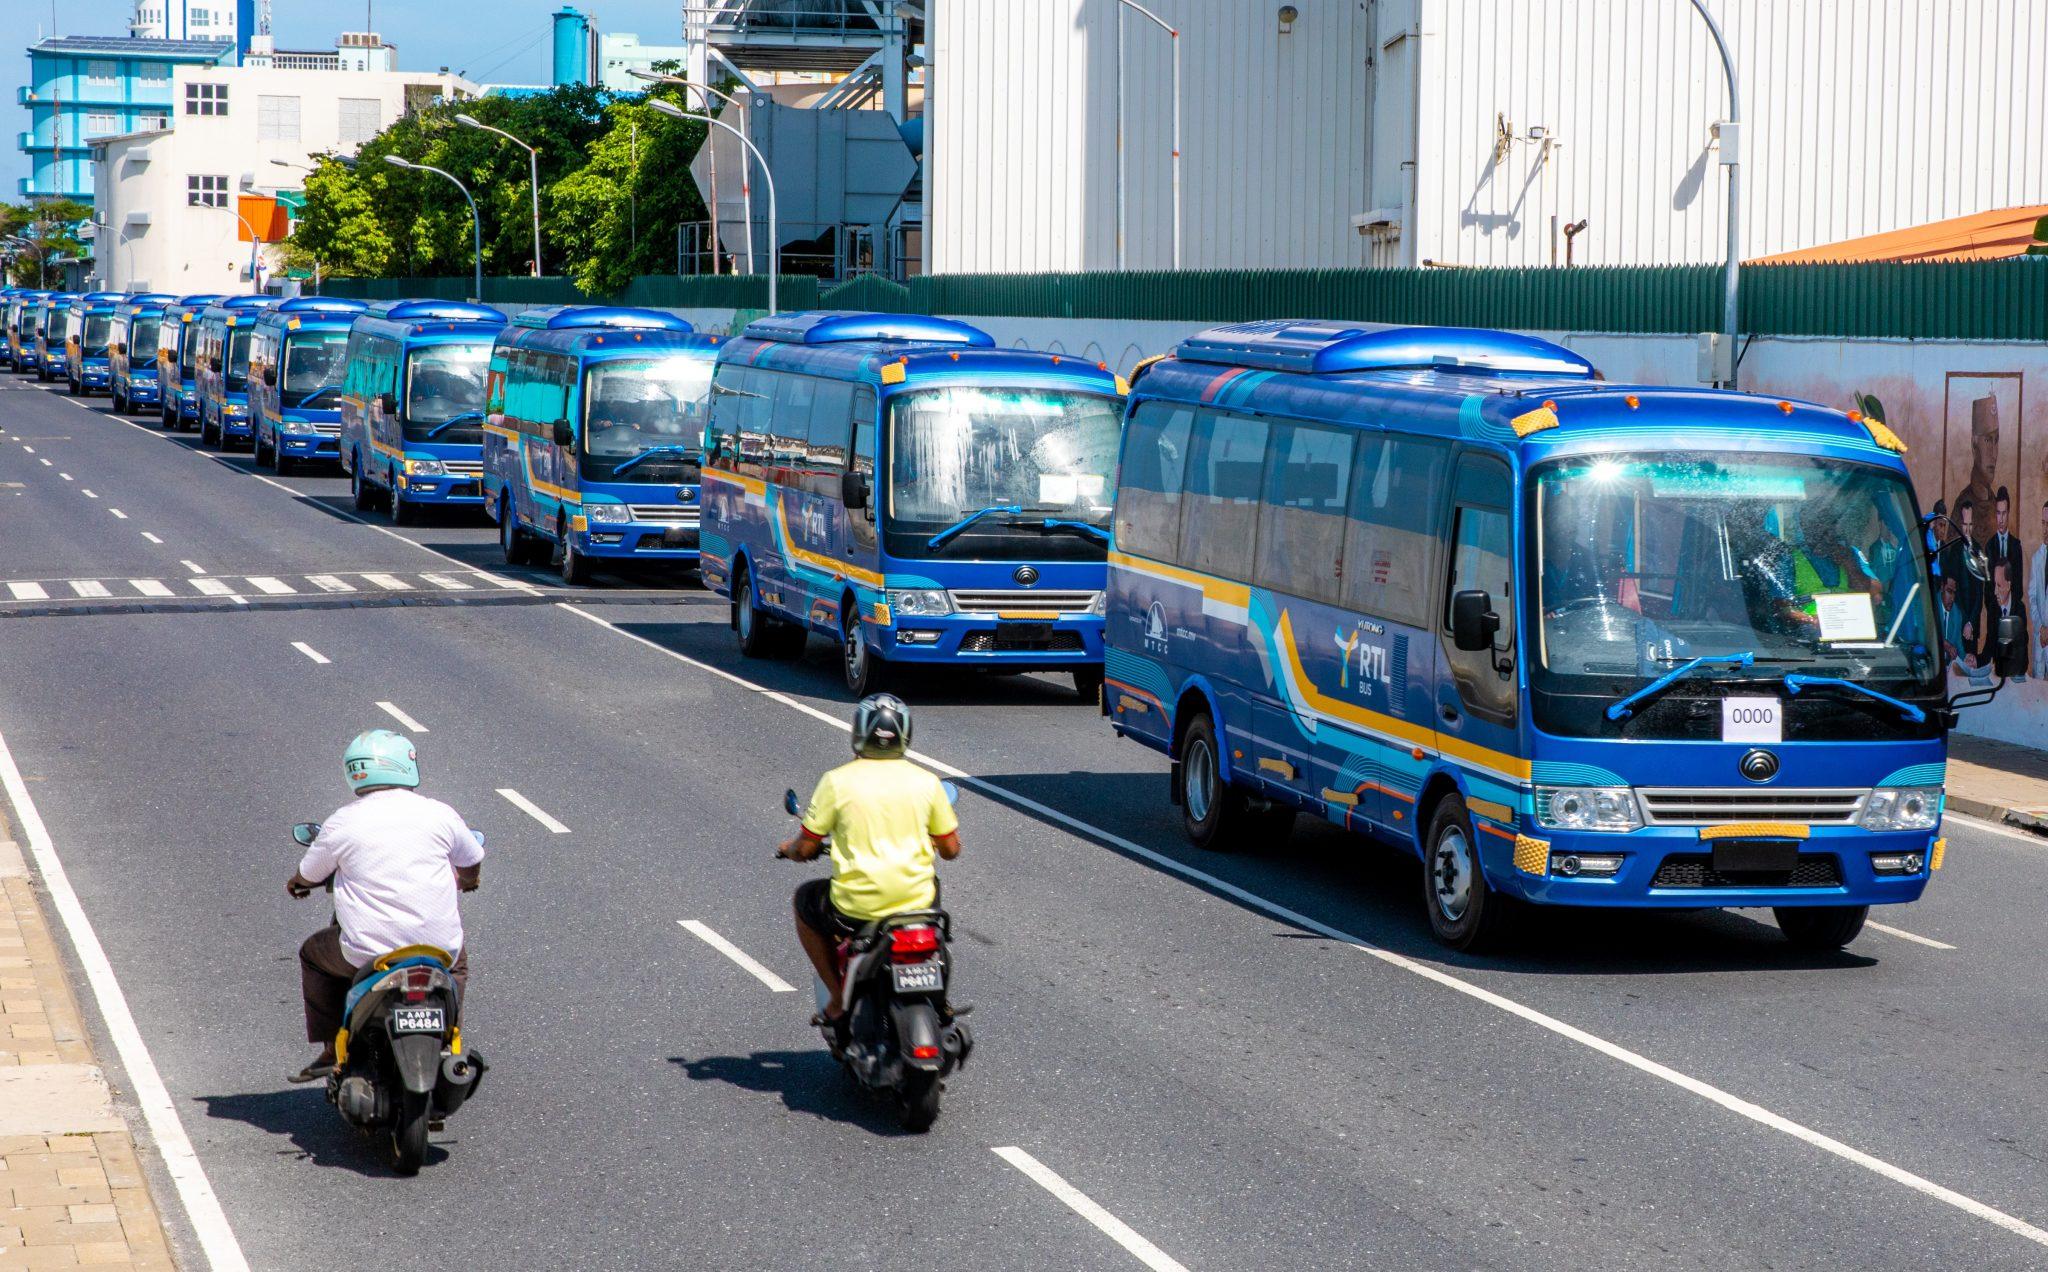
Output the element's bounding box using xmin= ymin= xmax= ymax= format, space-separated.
xmin=926 ymin=0 xmax=1372 ymax=273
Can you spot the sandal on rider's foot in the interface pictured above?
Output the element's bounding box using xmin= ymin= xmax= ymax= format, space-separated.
xmin=287 ymin=1060 xmax=335 ymax=1084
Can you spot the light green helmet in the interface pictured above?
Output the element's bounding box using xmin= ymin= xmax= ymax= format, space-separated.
xmin=343 ymin=729 xmax=419 ymax=794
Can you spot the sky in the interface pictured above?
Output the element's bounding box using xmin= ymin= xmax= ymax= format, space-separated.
xmin=8 ymin=0 xmax=688 ymax=197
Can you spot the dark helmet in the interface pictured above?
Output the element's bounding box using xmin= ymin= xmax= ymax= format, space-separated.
xmin=851 ymin=693 xmax=911 ymax=759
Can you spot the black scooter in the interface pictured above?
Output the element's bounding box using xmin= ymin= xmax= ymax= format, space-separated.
xmin=290 ymin=822 xmax=488 ymax=1174
xmin=779 ymin=787 xmax=972 ymax=1132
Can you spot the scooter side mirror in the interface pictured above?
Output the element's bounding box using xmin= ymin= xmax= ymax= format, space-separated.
xmin=291 ymin=822 xmax=321 ymax=846
xmin=940 ymin=779 xmax=959 ymax=806
xmin=783 ymin=789 xmax=802 ymax=817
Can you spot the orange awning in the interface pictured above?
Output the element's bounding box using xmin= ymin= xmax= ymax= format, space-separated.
xmin=1752 ymin=205 xmax=2048 ymax=264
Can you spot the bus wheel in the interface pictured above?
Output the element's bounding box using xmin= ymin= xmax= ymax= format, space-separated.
xmin=558 ymin=524 xmax=593 ymax=585
xmin=733 ymin=563 xmax=781 ymax=658
xmin=254 ymin=431 xmax=273 ymax=467
xmin=391 ymin=480 xmax=419 ymax=526
xmin=1177 ymin=712 xmax=1255 ymax=850
xmin=499 ymin=500 xmax=541 ymax=566
xmin=842 ymin=613 xmax=887 ymax=695
xmin=1421 ymin=795 xmax=1514 ymax=952
xmin=1773 ymin=905 xmax=1867 ymax=951
xmin=1071 ymin=667 xmax=1105 ymax=704
xmin=350 ymin=460 xmax=381 ymax=512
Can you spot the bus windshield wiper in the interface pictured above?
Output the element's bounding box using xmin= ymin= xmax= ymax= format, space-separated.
xmin=1782 ymin=675 xmax=1926 ymax=724
xmin=1606 ymin=652 xmax=1755 ymax=721
xmin=927 ymin=504 xmax=1026 ymax=550
xmin=424 ymin=411 xmax=484 ymax=439
xmin=1033 ymin=517 xmax=1111 ymax=545
xmin=608 ymin=444 xmax=700 ymax=478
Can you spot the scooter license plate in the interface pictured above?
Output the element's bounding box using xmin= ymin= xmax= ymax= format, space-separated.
xmin=391 ymin=1007 xmax=445 ymax=1035
xmin=891 ymin=962 xmax=944 ymax=994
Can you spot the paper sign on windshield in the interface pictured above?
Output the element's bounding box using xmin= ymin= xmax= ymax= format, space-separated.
xmin=1813 ymin=592 xmax=1877 ymax=643
xmin=1722 ymin=697 xmax=1782 ymax=744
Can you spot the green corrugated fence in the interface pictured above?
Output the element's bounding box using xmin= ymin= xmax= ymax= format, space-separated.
xmin=319 ymin=262 xmax=2048 ymax=341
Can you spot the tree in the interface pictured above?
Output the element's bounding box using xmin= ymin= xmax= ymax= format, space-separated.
xmin=288 ymin=160 xmax=394 ymax=277
xmin=1 ymin=199 xmax=91 ymax=287
xmin=545 ymin=91 xmax=708 ymax=295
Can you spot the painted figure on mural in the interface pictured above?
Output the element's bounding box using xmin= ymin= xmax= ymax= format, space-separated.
xmin=2030 ymin=500 xmax=2048 ymax=671
xmin=1985 ymin=559 xmax=2030 ymax=680
xmin=1962 ymin=394 xmax=2001 ymax=548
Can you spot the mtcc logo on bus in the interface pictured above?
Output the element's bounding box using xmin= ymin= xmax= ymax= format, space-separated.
xmin=1142 ymin=601 xmax=1170 ymax=654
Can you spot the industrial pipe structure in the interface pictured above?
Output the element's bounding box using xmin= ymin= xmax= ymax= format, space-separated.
xmin=1114 ymin=0 xmax=1181 ymax=270
xmin=385 ymin=156 xmax=483 ymax=301
xmin=1690 ymin=0 xmax=1741 ymax=387
xmin=456 ymin=114 xmax=544 ymax=277
xmin=649 ymin=99 xmax=779 ymax=314
xmin=630 ymin=69 xmax=756 ymax=276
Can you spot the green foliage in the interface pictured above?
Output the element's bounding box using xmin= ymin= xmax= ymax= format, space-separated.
xmin=2027 ymin=214 xmax=2048 ymax=257
xmin=1 ymin=198 xmax=91 ymax=286
xmin=289 ymin=83 xmax=708 ymax=296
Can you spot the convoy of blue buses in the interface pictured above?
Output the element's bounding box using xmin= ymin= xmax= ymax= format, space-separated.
xmin=1 ymin=283 xmax=1983 ymax=952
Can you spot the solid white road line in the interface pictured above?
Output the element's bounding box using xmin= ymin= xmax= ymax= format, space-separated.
xmin=129 ymin=579 xmax=173 ymax=598
xmin=993 ymin=1147 xmax=1190 ymax=1272
xmin=68 ymin=581 xmax=111 ymax=598
xmin=420 ymin=573 xmax=472 ymax=591
xmin=180 ymin=559 xmax=206 ymax=575
xmin=6 ymin=582 xmax=49 ymax=600
xmin=245 ymin=576 xmax=296 ymax=595
xmin=140 ymin=532 xmax=163 ymax=544
xmin=554 ymin=602 xmax=2048 ymax=1254
xmin=291 ymin=641 xmax=330 ymax=665
xmin=189 ymin=578 xmax=233 ymax=597
xmin=0 ymin=730 xmax=252 ymax=1271
xmin=305 ymin=574 xmax=355 ymax=593
xmin=374 ymin=701 xmax=428 ymax=733
xmin=109 ymin=508 xmax=127 ymax=519
xmin=1865 ymin=920 xmax=1957 ymax=950
xmin=362 ymin=573 xmax=410 ymax=591
xmin=495 ymin=787 xmax=570 ymax=834
xmin=677 ymin=920 xmax=798 ymax=993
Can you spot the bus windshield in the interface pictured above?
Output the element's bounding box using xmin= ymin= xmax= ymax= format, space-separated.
xmin=282 ymin=330 xmax=349 ymax=407
xmin=1530 ymin=452 xmax=1941 ymax=712
xmin=581 ymin=355 xmax=713 ymax=482
xmin=885 ymin=386 xmax=1122 ymax=559
xmin=403 ymin=342 xmax=492 ymax=442
xmin=46 ymin=312 xmax=69 ymax=343
xmin=224 ymin=330 xmax=255 ymax=390
xmin=131 ymin=316 xmax=162 ymax=362
xmin=82 ymin=315 xmax=112 ymax=355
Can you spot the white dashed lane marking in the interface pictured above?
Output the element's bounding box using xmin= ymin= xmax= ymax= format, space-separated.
xmin=141 ymin=532 xmax=163 ymax=544
xmin=677 ymin=921 xmax=797 ymax=993
xmin=180 ymin=560 xmax=206 ymax=575
xmin=291 ymin=642 xmax=330 ymax=665
xmin=495 ymin=788 xmax=570 ymax=834
xmin=374 ymin=701 xmax=429 ymax=733
xmin=110 ymin=508 xmax=127 ymax=519
xmin=993 ymin=1148 xmax=1191 ymax=1272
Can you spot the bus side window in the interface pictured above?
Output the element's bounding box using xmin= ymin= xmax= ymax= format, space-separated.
xmin=807 ymin=379 xmax=853 ymax=470
xmin=770 ymin=372 xmax=815 ymax=467
xmin=1441 ymin=458 xmax=1516 ymax=725
xmin=1255 ymin=420 xmax=1354 ymax=606
xmin=735 ymin=369 xmax=773 ymax=473
xmin=1178 ymin=409 xmax=1269 ymax=582
xmin=1113 ymin=400 xmax=1193 ymax=563
xmin=850 ymin=387 xmax=876 ymax=477
xmin=1343 ymin=436 xmax=1448 ymax=628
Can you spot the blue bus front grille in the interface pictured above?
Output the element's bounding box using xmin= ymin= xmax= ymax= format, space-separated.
xmin=1650 ymin=853 xmax=1843 ymax=889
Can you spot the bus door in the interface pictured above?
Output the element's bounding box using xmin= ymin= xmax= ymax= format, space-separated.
xmin=764 ymin=371 xmax=819 ymax=620
xmin=1437 ymin=453 xmax=1520 ymax=783
xmin=846 ymin=386 xmax=879 ymax=563
xmin=1177 ymin=408 xmax=1271 ymax=760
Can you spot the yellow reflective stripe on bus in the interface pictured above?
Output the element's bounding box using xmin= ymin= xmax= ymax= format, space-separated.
xmin=1107 ymin=551 xmax=1251 ymax=610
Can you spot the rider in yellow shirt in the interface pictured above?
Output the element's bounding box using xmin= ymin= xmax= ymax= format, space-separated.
xmin=778 ymin=694 xmax=961 ymax=1029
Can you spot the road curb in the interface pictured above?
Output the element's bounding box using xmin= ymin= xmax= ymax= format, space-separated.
xmin=1945 ymin=792 xmax=2048 ymax=836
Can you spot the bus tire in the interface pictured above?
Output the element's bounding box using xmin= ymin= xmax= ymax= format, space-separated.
xmin=733 ymin=562 xmax=782 ymax=658
xmin=842 ymin=612 xmax=887 ymax=696
xmin=1421 ymin=794 xmax=1514 ymax=952
xmin=1072 ymin=667 xmax=1105 ymax=704
xmin=499 ymin=499 xmax=542 ymax=566
xmin=558 ymin=530 xmax=593 ymax=585
xmin=1177 ymin=712 xmax=1256 ymax=850
xmin=254 ymin=431 xmax=273 ymax=467
xmin=391 ymin=480 xmax=419 ymax=526
xmin=1773 ymin=905 xmax=1867 ymax=951
xmin=112 ymin=386 xmax=127 ymax=413
xmin=350 ymin=460 xmax=382 ymax=512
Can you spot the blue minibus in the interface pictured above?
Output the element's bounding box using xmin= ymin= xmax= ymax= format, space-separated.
xmin=63 ymin=292 xmax=129 ymax=395
xmin=702 ymin=311 xmax=1126 ymax=698
xmin=482 ymin=305 xmax=721 ymax=581
xmin=246 ymin=297 xmax=367 ymax=473
xmin=153 ymin=294 xmax=227 ymax=430
xmin=338 ymin=299 xmax=508 ymax=523
xmin=108 ymin=294 xmax=179 ymax=415
xmin=194 ymin=295 xmax=282 ymax=447
xmin=32 ymin=293 xmax=79 ymax=382
xmin=5 ymin=291 xmax=51 ymax=372
xmin=1105 ymin=320 xmax=1962 ymax=952
xmin=0 ymin=288 xmax=16 ymax=369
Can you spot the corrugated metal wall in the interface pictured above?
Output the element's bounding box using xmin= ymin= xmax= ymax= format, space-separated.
xmin=1420 ymin=0 xmax=2048 ymax=266
xmin=926 ymin=0 xmax=1371 ymax=273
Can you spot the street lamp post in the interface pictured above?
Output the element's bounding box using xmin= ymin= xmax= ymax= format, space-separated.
xmin=385 ymin=155 xmax=483 ymax=301
xmin=630 ymin=69 xmax=755 ymax=275
xmin=229 ymin=208 xmax=263 ymax=288
xmin=1690 ymin=0 xmax=1741 ymax=387
xmin=455 ymin=114 xmax=544 ymax=277
xmin=649 ymin=99 xmax=778 ymax=314
xmin=1113 ymin=0 xmax=1181 ymax=270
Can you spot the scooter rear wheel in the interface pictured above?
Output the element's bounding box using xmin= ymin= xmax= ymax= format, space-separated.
xmin=390 ymin=1088 xmax=430 ymax=1175
xmin=898 ymin=1069 xmax=941 ymax=1132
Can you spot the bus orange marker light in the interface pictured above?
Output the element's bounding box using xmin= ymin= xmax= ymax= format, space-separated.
xmin=1624 ymin=394 xmax=1640 ymax=409
xmin=1847 ymin=409 xmax=1864 ymax=422
xmin=950 ymin=352 xmax=960 ymax=361
xmin=1541 ymin=399 xmax=1556 ymax=410
xmin=1050 ymin=355 xmax=1061 ymax=364
xmin=1410 ymin=747 xmax=1425 ymax=760
xmin=1097 ymin=361 xmax=1108 ymax=371
xmin=1778 ymin=400 xmax=1794 ymax=414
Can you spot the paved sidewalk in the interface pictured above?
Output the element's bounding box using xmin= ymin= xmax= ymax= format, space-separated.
xmin=0 ymin=827 xmax=177 ymax=1269
xmin=1946 ymin=733 xmax=2048 ymax=832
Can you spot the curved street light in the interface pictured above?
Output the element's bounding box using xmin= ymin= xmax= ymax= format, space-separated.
xmin=630 ymin=69 xmax=756 ymax=275
xmin=385 ymin=155 xmax=483 ymax=301
xmin=1689 ymin=0 xmax=1741 ymax=387
xmin=228 ymin=207 xmax=264 ymax=288
xmin=455 ymin=114 xmax=544 ymax=278
xmin=649 ymin=99 xmax=779 ymax=314
xmin=1113 ymin=0 xmax=1181 ymax=270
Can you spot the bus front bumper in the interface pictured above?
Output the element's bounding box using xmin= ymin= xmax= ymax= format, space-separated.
xmin=576 ymin=522 xmax=700 ymax=561
xmin=125 ymin=378 xmax=161 ymax=406
xmin=1495 ymin=823 xmax=1939 ymax=908
xmin=80 ymin=364 xmax=110 ymax=390
xmin=177 ymin=389 xmax=201 ymax=421
xmin=278 ymin=426 xmax=340 ymax=461
xmin=395 ymin=473 xmax=485 ymax=506
xmin=877 ymin=614 xmax=1104 ymax=668
xmin=219 ymin=406 xmax=253 ymax=439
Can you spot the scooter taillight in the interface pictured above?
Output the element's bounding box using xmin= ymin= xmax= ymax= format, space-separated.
xmin=402 ymin=966 xmax=434 ymax=1002
xmin=889 ymin=925 xmax=940 ymax=963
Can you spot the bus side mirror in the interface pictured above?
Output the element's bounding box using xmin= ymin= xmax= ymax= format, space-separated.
xmin=262 ymin=367 xmax=277 ymax=387
xmin=551 ymin=419 xmax=574 ymax=447
xmin=840 ymin=469 xmax=869 ymax=510
xmin=1451 ymin=590 xmax=1500 ymax=652
xmin=376 ymin=392 xmax=397 ymax=415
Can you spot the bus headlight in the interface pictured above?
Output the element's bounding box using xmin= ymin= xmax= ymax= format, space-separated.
xmin=1856 ymin=787 xmax=1942 ymax=831
xmin=887 ymin=589 xmax=953 ymax=618
xmin=403 ymin=458 xmax=445 ymax=477
xmin=584 ymin=502 xmax=631 ymax=524
xmin=1085 ymin=591 xmax=1107 ymax=616
xmin=1534 ymin=786 xmax=1641 ymax=832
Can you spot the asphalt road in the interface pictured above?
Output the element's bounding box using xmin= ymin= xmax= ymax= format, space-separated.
xmin=4 ymin=375 xmax=2048 ymax=1270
